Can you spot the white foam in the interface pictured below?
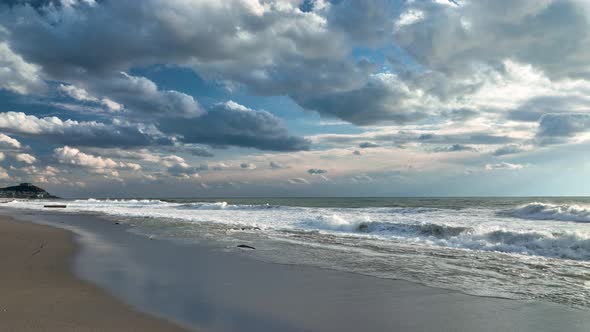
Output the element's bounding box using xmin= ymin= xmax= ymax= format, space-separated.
xmin=7 ymin=199 xmax=590 ymax=260
xmin=507 ymin=202 xmax=590 ymax=222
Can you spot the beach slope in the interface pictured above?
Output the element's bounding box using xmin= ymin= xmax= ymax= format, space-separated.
xmin=0 ymin=215 xmax=189 ymax=332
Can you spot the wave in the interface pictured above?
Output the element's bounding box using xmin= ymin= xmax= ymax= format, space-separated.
xmin=304 ymin=214 xmax=473 ymax=238
xmin=69 ymin=199 xmax=280 ymax=211
xmin=303 ymin=214 xmax=590 ymax=260
xmin=505 ymin=202 xmax=590 ymax=222
xmin=448 ymin=230 xmax=590 ymax=261
xmin=7 ymin=199 xmax=590 ymax=260
xmin=178 ymin=202 xmax=280 ymax=210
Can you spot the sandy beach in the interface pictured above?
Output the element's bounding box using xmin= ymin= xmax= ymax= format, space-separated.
xmin=0 ymin=215 xmax=189 ymax=332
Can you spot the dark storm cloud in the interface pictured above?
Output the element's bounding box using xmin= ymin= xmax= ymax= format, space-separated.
xmin=536 ymin=113 xmax=590 ymax=145
xmin=186 ymin=146 xmax=214 ymax=157
xmin=160 ymin=101 xmax=310 ymax=152
xmin=87 ymin=73 xmax=204 ymax=118
xmin=0 ymin=1 xmax=423 ymax=127
xmin=294 ymin=74 xmax=428 ymax=125
xmin=327 ymin=0 xmax=399 ymax=45
xmin=317 ymin=130 xmax=519 ymax=149
xmin=307 ymin=168 xmax=328 ymax=175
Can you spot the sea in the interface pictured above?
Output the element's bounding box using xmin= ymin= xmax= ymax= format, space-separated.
xmin=6 ymin=197 xmax=590 ymax=308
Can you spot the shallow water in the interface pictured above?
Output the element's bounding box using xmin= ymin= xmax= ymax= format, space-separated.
xmin=7 ymin=197 xmax=590 ymax=308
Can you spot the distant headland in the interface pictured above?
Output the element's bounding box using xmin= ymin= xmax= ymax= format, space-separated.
xmin=0 ymin=183 xmax=59 ymax=199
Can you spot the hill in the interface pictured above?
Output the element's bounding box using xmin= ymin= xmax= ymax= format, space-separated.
xmin=0 ymin=183 xmax=59 ymax=199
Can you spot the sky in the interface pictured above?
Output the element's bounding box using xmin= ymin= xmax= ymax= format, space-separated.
xmin=1 ymin=0 xmax=590 ymax=197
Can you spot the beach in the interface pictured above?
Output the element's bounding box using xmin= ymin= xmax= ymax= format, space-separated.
xmin=3 ymin=205 xmax=590 ymax=332
xmin=0 ymin=214 xmax=188 ymax=332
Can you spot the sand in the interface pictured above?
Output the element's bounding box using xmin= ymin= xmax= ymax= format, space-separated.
xmin=0 ymin=215 xmax=190 ymax=332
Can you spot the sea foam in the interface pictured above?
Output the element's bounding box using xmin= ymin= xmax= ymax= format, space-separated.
xmin=6 ymin=199 xmax=590 ymax=260
xmin=506 ymin=202 xmax=590 ymax=222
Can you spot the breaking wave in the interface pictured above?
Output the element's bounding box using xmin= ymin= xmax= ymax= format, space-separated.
xmin=505 ymin=202 xmax=590 ymax=222
xmin=6 ymin=199 xmax=590 ymax=260
xmin=72 ymin=199 xmax=278 ymax=211
xmin=304 ymin=214 xmax=590 ymax=260
xmin=305 ymin=214 xmax=473 ymax=237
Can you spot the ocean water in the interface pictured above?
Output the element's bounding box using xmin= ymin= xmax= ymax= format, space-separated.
xmin=7 ymin=197 xmax=590 ymax=308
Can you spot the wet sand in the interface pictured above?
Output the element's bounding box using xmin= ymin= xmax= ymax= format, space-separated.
xmin=0 ymin=215 xmax=189 ymax=332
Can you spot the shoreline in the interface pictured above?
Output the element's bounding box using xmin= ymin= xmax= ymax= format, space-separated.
xmin=0 ymin=214 xmax=190 ymax=332
xmin=4 ymin=208 xmax=590 ymax=332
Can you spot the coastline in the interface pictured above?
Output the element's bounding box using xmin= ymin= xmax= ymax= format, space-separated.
xmin=4 ymin=207 xmax=590 ymax=332
xmin=0 ymin=214 xmax=190 ymax=332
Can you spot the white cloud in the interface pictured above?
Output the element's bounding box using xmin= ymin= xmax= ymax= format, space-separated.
xmin=58 ymin=84 xmax=98 ymax=102
xmin=55 ymin=146 xmax=118 ymax=168
xmin=58 ymin=84 xmax=124 ymax=112
xmin=54 ymin=146 xmax=141 ymax=173
xmin=15 ymin=153 xmax=36 ymax=164
xmin=288 ymin=177 xmax=309 ymax=184
xmin=0 ymin=112 xmax=171 ymax=147
xmin=0 ymin=42 xmax=44 ymax=94
xmin=485 ymin=162 xmax=525 ymax=171
xmin=0 ymin=167 xmax=9 ymax=180
xmin=0 ymin=133 xmax=21 ymax=149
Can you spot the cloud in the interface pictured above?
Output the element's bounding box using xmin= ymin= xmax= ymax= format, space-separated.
xmin=15 ymin=153 xmax=36 ymax=164
xmin=359 ymin=142 xmax=380 ymax=148
xmin=433 ymin=144 xmax=476 ymax=153
xmin=0 ymin=112 xmax=173 ymax=147
xmin=58 ymin=83 xmax=97 ymax=102
xmin=417 ymin=133 xmax=517 ymax=145
xmin=288 ymin=177 xmax=309 ymax=184
xmin=395 ymin=0 xmax=589 ymax=79
xmin=536 ymin=113 xmax=590 ymax=144
xmin=0 ymin=166 xmax=8 ymax=180
xmin=58 ymin=83 xmax=123 ymax=112
xmin=166 ymin=163 xmax=201 ymax=179
xmin=485 ymin=162 xmax=525 ymax=171
xmin=493 ymin=145 xmax=526 ymax=156
xmin=0 ymin=41 xmax=44 ymax=94
xmin=163 ymin=155 xmax=207 ymax=178
xmin=89 ymin=73 xmax=203 ymax=117
xmin=351 ymin=174 xmax=373 ymax=182
xmin=1 ymin=0 xmax=362 ymax=97
xmin=327 ymin=0 xmax=399 ymax=45
xmin=186 ymin=146 xmax=214 ymax=157
xmin=443 ymin=108 xmax=479 ymax=121
xmin=307 ymin=168 xmax=328 ymax=175
xmin=161 ymin=101 xmax=310 ymax=151
xmin=0 ymin=133 xmax=21 ymax=149
xmin=54 ymin=146 xmax=140 ymax=173
xmin=240 ymin=162 xmax=256 ymax=170
xmin=269 ymin=161 xmax=284 ymax=169
xmin=294 ymin=73 xmax=429 ymax=125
